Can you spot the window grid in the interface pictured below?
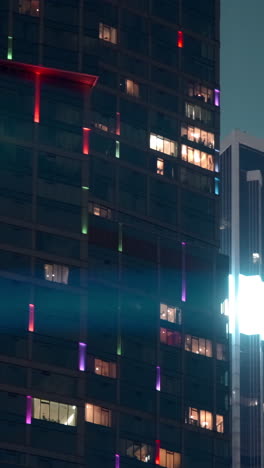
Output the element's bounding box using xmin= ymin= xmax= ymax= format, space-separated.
xmin=150 ymin=133 xmax=177 ymax=157
xmin=185 ymin=102 xmax=212 ymax=125
xmin=157 ymin=158 xmax=164 ymax=175
xmin=85 ymin=403 xmax=112 ymax=427
xmin=160 ymin=303 xmax=182 ymax=325
xmin=185 ymin=335 xmax=212 ymax=357
xmin=160 ymin=328 xmax=182 ymax=347
xmin=181 ymin=144 xmax=214 ymax=171
xmin=122 ymin=439 xmax=154 ymax=463
xmin=160 ymin=448 xmax=181 ymax=468
xmin=99 ymin=23 xmax=117 ymax=44
xmin=18 ymin=0 xmax=40 ymax=16
xmin=44 ymin=263 xmax=69 ymax=284
xmin=94 ymin=358 xmax=117 ymax=378
xmin=33 ymin=398 xmax=77 ymax=426
xmin=186 ymin=83 xmax=214 ymax=104
xmin=125 ymin=79 xmax=139 ymax=97
xmin=181 ymin=124 xmax=215 ymax=149
xmin=88 ymin=202 xmax=112 ymax=219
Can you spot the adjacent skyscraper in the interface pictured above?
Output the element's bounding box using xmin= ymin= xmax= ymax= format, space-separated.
xmin=0 ymin=1 xmax=229 ymax=467
xmin=221 ymin=129 xmax=264 ymax=468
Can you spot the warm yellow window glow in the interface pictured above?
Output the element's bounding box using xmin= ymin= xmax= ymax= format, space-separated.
xmin=33 ymin=398 xmax=77 ymax=426
xmin=185 ymin=335 xmax=212 ymax=357
xmin=188 ymin=407 xmax=214 ymax=431
xmin=125 ymin=79 xmax=139 ymax=97
xmin=99 ymin=23 xmax=117 ymax=44
xmin=150 ymin=133 xmax=177 ymax=157
xmin=19 ymin=0 xmax=40 ymax=16
xmin=160 ymin=303 xmax=182 ymax=324
xmin=216 ymin=414 xmax=224 ymax=433
xmin=44 ymin=264 xmax=69 ymax=284
xmin=160 ymin=448 xmax=181 ymax=468
xmin=94 ymin=358 xmax=117 ymax=378
xmin=89 ymin=202 xmax=112 ymax=220
xmin=181 ymin=145 xmax=214 ymax=171
xmin=157 ymin=158 xmax=164 ymax=175
xmin=85 ymin=403 xmax=112 ymax=427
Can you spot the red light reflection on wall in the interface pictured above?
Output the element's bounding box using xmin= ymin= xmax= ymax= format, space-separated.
xmin=34 ymin=73 xmax=40 ymax=123
xmin=83 ymin=127 xmax=91 ymax=155
xmin=155 ymin=440 xmax=160 ymax=465
xmin=177 ymin=31 xmax=184 ymax=48
xmin=28 ymin=304 xmax=35 ymax=332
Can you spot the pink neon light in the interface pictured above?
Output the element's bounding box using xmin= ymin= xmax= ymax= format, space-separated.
xmin=28 ymin=304 xmax=35 ymax=332
xmin=34 ymin=73 xmax=40 ymax=123
xmin=155 ymin=440 xmax=160 ymax=465
xmin=83 ymin=127 xmax=90 ymax=155
xmin=214 ymin=89 xmax=220 ymax=107
xmin=0 ymin=59 xmax=98 ymax=87
xmin=79 ymin=342 xmax=87 ymax=371
xmin=26 ymin=396 xmax=32 ymax=424
xmin=115 ymin=454 xmax=120 ymax=468
xmin=177 ymin=31 xmax=184 ymax=48
xmin=156 ymin=366 xmax=161 ymax=391
xmin=181 ymin=242 xmax=186 ymax=302
xmin=116 ymin=112 xmax=120 ymax=136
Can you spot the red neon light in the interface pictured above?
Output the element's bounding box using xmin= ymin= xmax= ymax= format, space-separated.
xmin=83 ymin=127 xmax=91 ymax=155
xmin=0 ymin=59 xmax=98 ymax=87
xmin=177 ymin=31 xmax=184 ymax=48
xmin=28 ymin=304 xmax=35 ymax=332
xmin=155 ymin=440 xmax=160 ymax=465
xmin=34 ymin=72 xmax=40 ymax=123
xmin=116 ymin=112 xmax=120 ymax=136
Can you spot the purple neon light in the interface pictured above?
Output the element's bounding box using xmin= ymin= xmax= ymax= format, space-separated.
xmin=115 ymin=454 xmax=120 ymax=468
xmin=214 ymin=89 xmax=220 ymax=107
xmin=181 ymin=242 xmax=186 ymax=302
xmin=156 ymin=366 xmax=161 ymax=391
xmin=79 ymin=342 xmax=87 ymax=371
xmin=26 ymin=395 xmax=32 ymax=424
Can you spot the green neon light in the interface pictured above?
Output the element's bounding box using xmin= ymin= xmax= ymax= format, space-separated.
xmin=115 ymin=141 xmax=120 ymax=159
xmin=7 ymin=36 xmax=13 ymax=60
xmin=82 ymin=186 xmax=89 ymax=190
xmin=118 ymin=223 xmax=123 ymax=253
xmin=82 ymin=225 xmax=88 ymax=235
xmin=117 ymin=337 xmax=122 ymax=356
xmin=82 ymin=212 xmax=88 ymax=235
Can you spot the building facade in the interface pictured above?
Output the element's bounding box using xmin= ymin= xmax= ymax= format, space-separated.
xmin=0 ymin=1 xmax=229 ymax=468
xmin=221 ymin=130 xmax=264 ymax=468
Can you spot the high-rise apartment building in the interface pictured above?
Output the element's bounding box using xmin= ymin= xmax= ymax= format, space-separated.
xmin=221 ymin=130 xmax=264 ymax=468
xmin=0 ymin=1 xmax=229 ymax=467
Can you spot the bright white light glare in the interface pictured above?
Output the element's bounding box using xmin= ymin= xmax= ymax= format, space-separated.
xmin=229 ymin=274 xmax=264 ymax=337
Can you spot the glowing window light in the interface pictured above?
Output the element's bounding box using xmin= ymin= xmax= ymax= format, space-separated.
xmin=155 ymin=440 xmax=160 ymax=465
xmin=82 ymin=127 xmax=91 ymax=155
xmin=214 ymin=89 xmax=220 ymax=107
xmin=115 ymin=454 xmax=120 ymax=468
xmin=156 ymin=366 xmax=161 ymax=391
xmin=79 ymin=342 xmax=87 ymax=371
xmin=181 ymin=242 xmax=186 ymax=302
xmin=34 ymin=72 xmax=40 ymax=123
xmin=214 ymin=177 xmax=220 ymax=195
xmin=28 ymin=303 xmax=35 ymax=332
xmin=116 ymin=111 xmax=120 ymax=136
xmin=118 ymin=223 xmax=123 ymax=253
xmin=177 ymin=31 xmax=184 ymax=48
xmin=115 ymin=140 xmax=120 ymax=158
xmin=117 ymin=336 xmax=122 ymax=356
xmin=26 ymin=395 xmax=32 ymax=424
xmin=7 ymin=36 xmax=13 ymax=60
xmin=229 ymin=274 xmax=264 ymax=337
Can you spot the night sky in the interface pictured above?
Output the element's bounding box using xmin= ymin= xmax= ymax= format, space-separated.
xmin=221 ymin=0 xmax=264 ymax=140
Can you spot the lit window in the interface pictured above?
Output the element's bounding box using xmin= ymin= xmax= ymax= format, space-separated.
xmin=253 ymin=252 xmax=260 ymax=264
xmin=88 ymin=202 xmax=112 ymax=219
xmin=160 ymin=303 xmax=182 ymax=324
xmin=160 ymin=448 xmax=181 ymax=468
xmin=122 ymin=439 xmax=154 ymax=463
xmin=44 ymin=264 xmax=69 ymax=284
xmin=94 ymin=358 xmax=117 ymax=378
xmin=216 ymin=343 xmax=226 ymax=361
xmin=187 ymin=407 xmax=213 ymax=431
xmin=125 ymin=79 xmax=139 ymax=97
xmin=19 ymin=0 xmax=40 ymax=16
xmin=150 ymin=133 xmax=177 ymax=157
xmin=185 ymin=103 xmax=212 ymax=124
xmin=216 ymin=414 xmax=224 ymax=433
xmin=186 ymin=83 xmax=214 ymax=104
xmin=181 ymin=125 xmax=215 ymax=149
xmin=99 ymin=23 xmax=117 ymax=44
xmin=185 ymin=335 xmax=212 ymax=357
xmin=181 ymin=145 xmax=214 ymax=171
xmin=157 ymin=158 xmax=164 ymax=175
xmin=33 ymin=398 xmax=76 ymax=426
xmin=85 ymin=403 xmax=112 ymax=427
xmin=160 ymin=328 xmax=181 ymax=347
xmin=94 ymin=122 xmax=109 ymax=132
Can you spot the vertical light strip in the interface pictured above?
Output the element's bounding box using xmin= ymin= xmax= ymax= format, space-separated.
xmin=115 ymin=454 xmax=120 ymax=468
xmin=116 ymin=112 xmax=120 ymax=136
xmin=117 ymin=336 xmax=122 ymax=356
xmin=79 ymin=342 xmax=87 ymax=371
xmin=215 ymin=177 xmax=220 ymax=195
xmin=118 ymin=223 xmax=123 ymax=253
xmin=181 ymin=242 xmax=187 ymax=302
xmin=34 ymin=73 xmax=41 ymax=123
xmin=82 ymin=127 xmax=90 ymax=155
xmin=7 ymin=36 xmax=13 ymax=60
xmin=155 ymin=440 xmax=160 ymax=465
xmin=177 ymin=31 xmax=184 ymax=48
xmin=82 ymin=210 xmax=88 ymax=235
xmin=28 ymin=304 xmax=35 ymax=332
xmin=115 ymin=141 xmax=120 ymax=159
xmin=26 ymin=396 xmax=32 ymax=424
xmin=156 ymin=366 xmax=161 ymax=391
xmin=214 ymin=89 xmax=220 ymax=107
